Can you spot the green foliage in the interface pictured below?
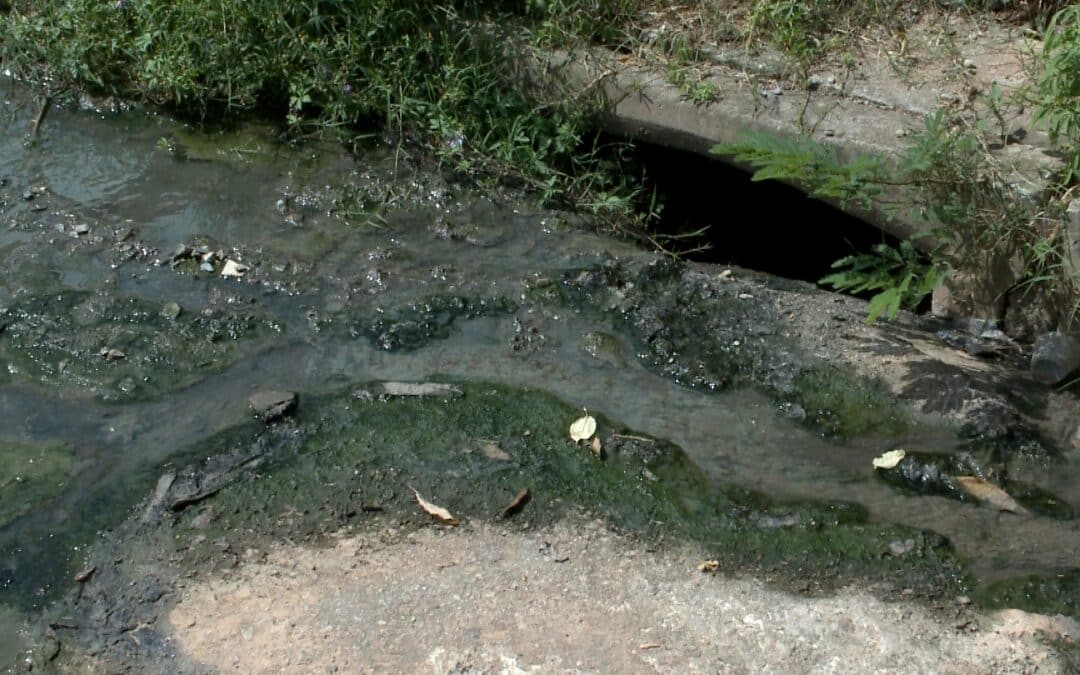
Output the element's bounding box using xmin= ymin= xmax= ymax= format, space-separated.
xmin=819 ymin=240 xmax=947 ymax=322
xmin=1032 ymin=4 xmax=1080 ymax=184
xmin=714 ymin=130 xmax=887 ymax=211
xmin=0 ymin=0 xmax=650 ymax=223
xmin=747 ymin=0 xmax=831 ymax=68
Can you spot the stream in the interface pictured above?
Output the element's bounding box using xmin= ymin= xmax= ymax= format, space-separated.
xmin=1 ymin=80 xmax=1078 ymax=667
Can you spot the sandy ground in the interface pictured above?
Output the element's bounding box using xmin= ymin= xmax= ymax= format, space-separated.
xmin=163 ymin=519 xmax=1071 ymax=674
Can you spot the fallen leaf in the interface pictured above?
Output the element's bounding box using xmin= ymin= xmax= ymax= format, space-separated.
xmin=873 ymin=448 xmax=906 ymax=470
xmin=481 ymin=441 xmax=511 ymax=461
xmin=590 ymin=435 xmax=603 ymax=457
xmin=569 ymin=412 xmax=597 ymax=442
xmin=499 ymin=488 xmax=531 ymax=519
xmin=74 ymin=566 xmax=96 ymax=583
xmin=698 ymin=560 xmax=719 ymax=573
xmin=955 ymin=476 xmax=1030 ymax=515
xmin=639 ymin=643 xmax=663 ymax=650
xmin=409 ymin=486 xmax=459 ymax=525
xmin=220 ymin=259 xmax=248 ymax=278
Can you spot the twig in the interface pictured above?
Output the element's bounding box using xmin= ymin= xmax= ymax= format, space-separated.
xmin=30 ymin=95 xmax=52 ymax=140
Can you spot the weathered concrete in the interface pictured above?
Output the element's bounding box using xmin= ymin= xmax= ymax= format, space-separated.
xmin=543 ymin=19 xmax=1076 ymax=333
xmin=547 ymin=25 xmax=1062 ymax=245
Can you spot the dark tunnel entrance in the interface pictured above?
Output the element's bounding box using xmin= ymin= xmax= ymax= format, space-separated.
xmin=619 ymin=136 xmax=907 ymax=289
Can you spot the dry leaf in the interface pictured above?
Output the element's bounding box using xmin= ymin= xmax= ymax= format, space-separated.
xmin=220 ymin=259 xmax=248 ymax=278
xmin=569 ymin=412 xmax=597 ymax=442
xmin=409 ymin=486 xmax=459 ymax=525
xmin=955 ymin=476 xmax=1030 ymax=516
xmin=698 ymin=560 xmax=719 ymax=573
xmin=499 ymin=488 xmax=531 ymax=519
xmin=590 ymin=435 xmax=603 ymax=457
xmin=74 ymin=565 xmax=97 ymax=583
xmin=873 ymin=449 xmax=906 ymax=470
xmin=481 ymin=441 xmax=511 ymax=461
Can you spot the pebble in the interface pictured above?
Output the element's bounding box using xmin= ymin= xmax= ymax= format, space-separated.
xmin=963 ymin=58 xmax=976 ymax=70
xmin=200 ymin=261 xmax=215 ymax=273
xmin=162 ymin=302 xmax=182 ymax=320
xmin=247 ymin=390 xmax=298 ymax=422
xmin=74 ymin=224 xmax=91 ymax=236
xmin=21 ymin=190 xmax=34 ymax=201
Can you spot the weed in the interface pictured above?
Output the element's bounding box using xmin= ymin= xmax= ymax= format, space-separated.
xmin=1031 ymin=4 xmax=1080 ymax=185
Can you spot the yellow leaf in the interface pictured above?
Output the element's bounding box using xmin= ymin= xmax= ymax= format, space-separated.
xmin=590 ymin=435 xmax=603 ymax=457
xmin=698 ymin=560 xmax=719 ymax=573
xmin=499 ymin=488 xmax=531 ymax=519
xmin=872 ymin=448 xmax=906 ymax=470
xmin=409 ymin=485 xmax=459 ymax=525
xmin=569 ymin=412 xmax=597 ymax=442
xmin=955 ymin=476 xmax=1029 ymax=516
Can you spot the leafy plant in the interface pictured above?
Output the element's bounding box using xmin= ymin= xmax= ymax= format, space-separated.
xmin=1032 ymin=4 xmax=1080 ymax=184
xmin=820 ymin=240 xmax=948 ymax=321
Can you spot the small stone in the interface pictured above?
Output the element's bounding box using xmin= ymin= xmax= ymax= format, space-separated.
xmin=161 ymin=302 xmax=182 ymax=320
xmin=887 ymin=538 xmax=916 ymax=557
xmin=1031 ymin=331 xmax=1080 ymax=385
xmin=221 ymin=259 xmax=249 ymax=278
xmin=958 ymin=595 xmax=972 ymax=606
xmin=100 ymin=348 xmax=126 ymax=361
xmin=896 ymin=128 xmax=908 ymax=138
xmin=21 ymin=190 xmax=34 ymax=201
xmin=199 ymin=261 xmax=215 ymax=273
xmin=963 ymin=58 xmax=976 ymax=70
xmin=73 ymin=224 xmax=90 ymax=236
xmin=169 ymin=243 xmax=192 ymax=262
xmin=247 ymin=390 xmax=298 ymax=422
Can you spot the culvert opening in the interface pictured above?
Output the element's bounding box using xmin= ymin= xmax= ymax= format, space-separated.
xmin=618 ymin=137 xmax=907 ymax=289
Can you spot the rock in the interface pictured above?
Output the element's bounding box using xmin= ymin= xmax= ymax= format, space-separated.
xmin=221 ymin=259 xmax=249 ymax=278
xmin=21 ymin=190 xmax=34 ymax=201
xmin=73 ymin=223 xmax=90 ymax=236
xmin=199 ymin=261 xmax=215 ymax=273
xmin=169 ymin=243 xmax=192 ymax=262
xmin=378 ymin=381 xmax=462 ymax=397
xmin=888 ymin=538 xmax=916 ymax=557
xmin=1067 ymin=199 xmax=1080 ymax=282
xmin=161 ymin=302 xmax=182 ymax=320
xmin=1031 ymin=331 xmax=1080 ymax=385
xmin=100 ymin=348 xmax=126 ymax=361
xmin=247 ymin=389 xmax=298 ymax=422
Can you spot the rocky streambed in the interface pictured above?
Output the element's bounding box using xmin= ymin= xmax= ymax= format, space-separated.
xmin=0 ymin=79 xmax=1078 ymax=671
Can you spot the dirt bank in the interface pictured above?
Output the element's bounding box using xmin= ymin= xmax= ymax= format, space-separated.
xmin=88 ymin=518 xmax=1070 ymax=673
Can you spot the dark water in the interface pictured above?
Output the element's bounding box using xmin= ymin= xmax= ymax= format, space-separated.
xmin=1 ymin=80 xmax=1077 ymax=663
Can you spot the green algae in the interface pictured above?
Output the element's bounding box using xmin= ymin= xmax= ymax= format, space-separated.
xmin=0 ymin=292 xmax=278 ymax=401
xmin=360 ymin=294 xmax=516 ymax=351
xmin=975 ymin=570 xmax=1079 ymax=620
xmin=172 ymin=382 xmax=969 ymax=597
xmin=790 ymin=363 xmax=910 ymax=438
xmin=0 ymin=441 xmax=75 ymax=528
xmin=534 ymin=260 xmax=915 ymax=440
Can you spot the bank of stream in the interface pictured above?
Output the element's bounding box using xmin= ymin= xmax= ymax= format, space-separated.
xmin=1 ymin=79 xmax=1078 ymax=670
